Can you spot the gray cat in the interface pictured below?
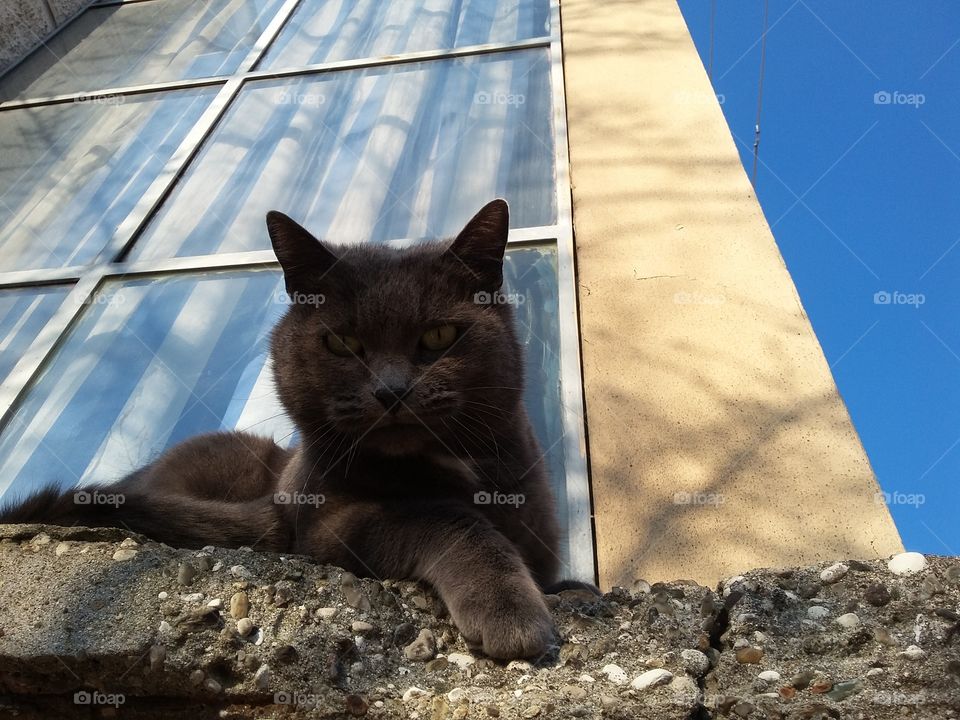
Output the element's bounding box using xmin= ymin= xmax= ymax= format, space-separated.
xmin=0 ymin=200 xmax=584 ymax=660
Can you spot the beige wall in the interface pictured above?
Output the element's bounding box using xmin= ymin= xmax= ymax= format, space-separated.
xmin=561 ymin=0 xmax=903 ymax=588
xmin=0 ymin=0 xmax=92 ymax=76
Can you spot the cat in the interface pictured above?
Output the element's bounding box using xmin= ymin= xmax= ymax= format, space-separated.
xmin=0 ymin=199 xmax=582 ymax=660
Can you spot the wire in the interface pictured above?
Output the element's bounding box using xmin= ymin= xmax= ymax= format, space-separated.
xmin=752 ymin=0 xmax=770 ymax=187
xmin=708 ymin=0 xmax=717 ymax=81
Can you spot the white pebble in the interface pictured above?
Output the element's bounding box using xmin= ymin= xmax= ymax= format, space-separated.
xmin=680 ymin=649 xmax=710 ymax=676
xmin=254 ymin=664 xmax=271 ymax=690
xmin=183 ymin=593 xmax=204 ymax=603
xmin=820 ymin=563 xmax=848 ymax=584
xmin=158 ymin=621 xmax=172 ymax=634
xmin=807 ymin=606 xmax=830 ymax=620
xmin=630 ymin=669 xmax=673 ymax=690
xmin=447 ymin=653 xmax=475 ymax=669
xmin=447 ymin=688 xmax=467 ymax=703
xmin=317 ymin=607 xmax=337 ymax=620
xmin=230 ymin=565 xmax=252 ymax=579
xmin=212 ymin=560 xmax=223 ymax=572
xmin=403 ymin=687 xmax=430 ymax=702
xmin=722 ymin=576 xmax=746 ymax=597
xmin=866 ymin=668 xmax=885 ymax=677
xmin=601 ymin=664 xmax=628 ymax=685
xmin=236 ymin=618 xmax=254 ymax=637
xmin=120 ymin=538 xmax=138 ymax=548
xmin=578 ymin=673 xmax=596 ymax=683
xmin=158 ymin=592 xmax=168 ymax=601
xmin=900 ymin=645 xmax=925 ymax=660
xmin=207 ymin=598 xmax=223 ymax=609
xmin=836 ymin=613 xmax=860 ymax=628
xmin=888 ymin=552 xmax=927 ymax=576
xmin=757 ymin=671 xmax=781 ymax=682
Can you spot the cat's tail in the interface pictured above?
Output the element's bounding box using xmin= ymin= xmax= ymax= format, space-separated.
xmin=0 ymin=483 xmax=289 ymax=551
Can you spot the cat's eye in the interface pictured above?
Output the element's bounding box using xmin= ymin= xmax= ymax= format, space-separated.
xmin=420 ymin=325 xmax=458 ymax=351
xmin=325 ymin=333 xmax=363 ymax=357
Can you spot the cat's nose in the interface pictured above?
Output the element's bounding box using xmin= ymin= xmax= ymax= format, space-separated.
xmin=373 ymin=385 xmax=410 ymax=413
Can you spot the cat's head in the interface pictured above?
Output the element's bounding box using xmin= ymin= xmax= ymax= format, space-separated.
xmin=267 ymin=200 xmax=524 ymax=457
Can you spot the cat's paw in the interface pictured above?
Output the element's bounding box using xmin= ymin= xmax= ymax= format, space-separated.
xmin=456 ymin=582 xmax=558 ymax=660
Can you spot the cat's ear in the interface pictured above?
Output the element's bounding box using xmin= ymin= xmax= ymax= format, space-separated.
xmin=445 ymin=199 xmax=509 ymax=290
xmin=266 ymin=211 xmax=339 ymax=294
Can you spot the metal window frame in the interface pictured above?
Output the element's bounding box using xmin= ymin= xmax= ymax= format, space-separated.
xmin=0 ymin=0 xmax=594 ymax=581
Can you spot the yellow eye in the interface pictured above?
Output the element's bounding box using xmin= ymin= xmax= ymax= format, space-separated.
xmin=325 ymin=333 xmax=363 ymax=357
xmin=420 ymin=325 xmax=458 ymax=351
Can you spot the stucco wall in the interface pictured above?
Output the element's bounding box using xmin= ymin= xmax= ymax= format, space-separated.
xmin=0 ymin=0 xmax=92 ymax=77
xmin=561 ymin=0 xmax=904 ymax=588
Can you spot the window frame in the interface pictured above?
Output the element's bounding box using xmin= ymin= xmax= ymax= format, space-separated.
xmin=0 ymin=0 xmax=593 ymax=581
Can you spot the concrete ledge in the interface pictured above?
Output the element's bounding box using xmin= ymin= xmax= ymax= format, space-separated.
xmin=1 ymin=524 xmax=957 ymax=719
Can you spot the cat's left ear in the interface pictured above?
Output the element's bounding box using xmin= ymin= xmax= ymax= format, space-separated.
xmin=445 ymin=199 xmax=509 ymax=291
xmin=266 ymin=211 xmax=340 ymax=294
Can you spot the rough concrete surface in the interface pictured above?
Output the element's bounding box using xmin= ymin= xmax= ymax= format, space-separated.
xmin=0 ymin=524 xmax=957 ymax=719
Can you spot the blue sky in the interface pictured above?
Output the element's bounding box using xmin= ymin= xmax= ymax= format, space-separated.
xmin=677 ymin=1 xmax=960 ymax=555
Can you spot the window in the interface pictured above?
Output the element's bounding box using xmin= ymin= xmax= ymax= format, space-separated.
xmin=0 ymin=0 xmax=590 ymax=579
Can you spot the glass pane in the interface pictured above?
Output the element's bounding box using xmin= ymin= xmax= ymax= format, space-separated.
xmin=0 ymin=247 xmax=566 ymax=562
xmin=261 ymin=0 xmax=550 ymax=70
xmin=0 ymin=0 xmax=286 ymax=102
xmin=0 ymin=270 xmax=288 ymax=492
xmin=130 ymin=49 xmax=555 ymax=260
xmin=0 ymin=88 xmax=215 ymax=271
xmin=0 ymin=285 xmax=71 ymax=384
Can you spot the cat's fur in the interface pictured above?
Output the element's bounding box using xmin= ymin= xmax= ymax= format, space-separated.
xmin=0 ymin=200 xmax=571 ymax=660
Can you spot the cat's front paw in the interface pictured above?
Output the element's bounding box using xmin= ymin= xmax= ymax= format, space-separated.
xmin=457 ymin=582 xmax=558 ymax=660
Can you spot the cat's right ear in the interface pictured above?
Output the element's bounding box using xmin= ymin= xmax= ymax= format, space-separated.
xmin=266 ymin=211 xmax=340 ymax=294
